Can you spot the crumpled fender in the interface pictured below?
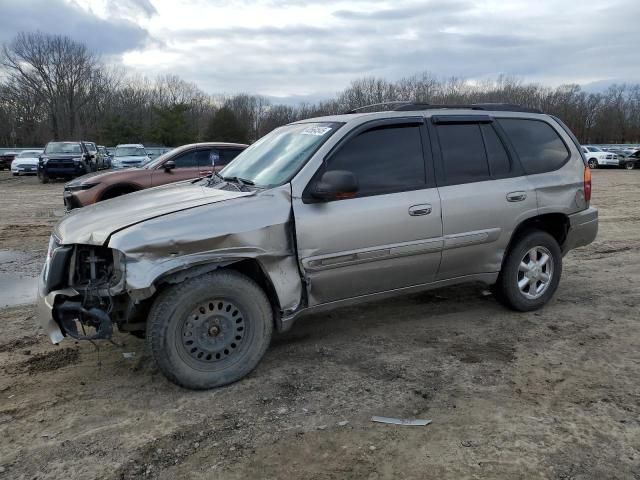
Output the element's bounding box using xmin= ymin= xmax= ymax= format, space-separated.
xmin=108 ymin=185 xmax=303 ymax=312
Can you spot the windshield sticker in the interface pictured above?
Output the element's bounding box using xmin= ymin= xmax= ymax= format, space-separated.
xmin=300 ymin=126 xmax=332 ymax=136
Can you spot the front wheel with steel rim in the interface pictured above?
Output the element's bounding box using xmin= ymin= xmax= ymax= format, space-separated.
xmin=494 ymin=230 xmax=562 ymax=312
xmin=147 ymin=270 xmax=273 ymax=390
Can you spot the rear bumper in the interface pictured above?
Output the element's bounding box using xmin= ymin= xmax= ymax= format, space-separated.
xmin=563 ymin=207 xmax=598 ymax=253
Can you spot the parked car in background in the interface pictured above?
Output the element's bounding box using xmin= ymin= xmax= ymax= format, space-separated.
xmin=620 ymin=149 xmax=640 ymax=170
xmin=81 ymin=141 xmax=100 ymax=171
xmin=38 ymin=141 xmax=94 ymax=183
xmin=97 ymin=145 xmax=111 ymax=169
xmin=581 ymin=146 xmax=619 ymax=168
xmin=111 ymin=144 xmax=151 ymax=169
xmin=63 ymin=142 xmax=247 ymax=209
xmin=39 ymin=104 xmax=598 ymax=389
xmin=145 ymin=146 xmax=172 ymax=160
xmin=0 ymin=150 xmax=18 ymax=170
xmin=11 ymin=149 xmax=43 ymax=175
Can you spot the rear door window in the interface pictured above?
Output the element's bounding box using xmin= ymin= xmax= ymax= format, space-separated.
xmin=481 ymin=124 xmax=511 ymax=177
xmin=436 ymin=123 xmax=490 ymax=185
xmin=219 ymin=148 xmax=243 ymax=166
xmin=498 ymin=119 xmax=570 ymax=174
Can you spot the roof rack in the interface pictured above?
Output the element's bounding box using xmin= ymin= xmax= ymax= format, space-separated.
xmin=344 ymin=102 xmax=543 ymax=114
xmin=344 ymin=101 xmax=412 ymax=114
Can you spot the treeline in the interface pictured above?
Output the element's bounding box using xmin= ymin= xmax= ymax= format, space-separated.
xmin=1 ymin=32 xmax=640 ymax=147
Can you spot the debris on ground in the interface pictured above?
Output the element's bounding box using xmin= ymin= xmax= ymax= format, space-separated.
xmin=371 ymin=416 xmax=432 ymax=426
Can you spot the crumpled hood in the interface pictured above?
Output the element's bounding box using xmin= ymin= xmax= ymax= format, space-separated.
xmin=55 ymin=182 xmax=253 ymax=245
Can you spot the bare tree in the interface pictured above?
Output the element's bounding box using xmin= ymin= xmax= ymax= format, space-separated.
xmin=1 ymin=32 xmax=103 ymax=139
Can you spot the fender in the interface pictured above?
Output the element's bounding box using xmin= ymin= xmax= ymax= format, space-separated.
xmin=108 ymin=185 xmax=304 ymax=313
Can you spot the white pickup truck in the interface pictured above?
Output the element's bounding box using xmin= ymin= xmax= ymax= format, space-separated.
xmin=582 ymin=146 xmax=619 ymax=168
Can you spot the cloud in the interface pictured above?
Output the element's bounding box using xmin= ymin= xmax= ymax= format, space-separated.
xmin=333 ymin=1 xmax=471 ymax=21
xmin=2 ymin=0 xmax=640 ymax=99
xmin=106 ymin=0 xmax=157 ymax=18
xmin=0 ymin=0 xmax=151 ymax=55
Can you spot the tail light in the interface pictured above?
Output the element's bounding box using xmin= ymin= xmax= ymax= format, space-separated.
xmin=584 ymin=167 xmax=592 ymax=202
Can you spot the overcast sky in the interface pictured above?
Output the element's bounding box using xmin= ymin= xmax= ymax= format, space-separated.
xmin=1 ymin=0 xmax=638 ymax=101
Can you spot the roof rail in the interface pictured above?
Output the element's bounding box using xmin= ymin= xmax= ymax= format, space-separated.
xmin=343 ymin=101 xmax=411 ymax=114
xmin=343 ymin=102 xmax=543 ymax=114
xmin=393 ymin=103 xmax=543 ymax=114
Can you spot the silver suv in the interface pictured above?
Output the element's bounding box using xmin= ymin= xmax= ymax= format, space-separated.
xmin=37 ymin=103 xmax=598 ymax=389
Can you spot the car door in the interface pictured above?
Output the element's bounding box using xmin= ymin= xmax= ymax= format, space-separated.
xmin=292 ymin=118 xmax=443 ymax=306
xmin=429 ymin=116 xmax=538 ymax=280
xmin=152 ymin=149 xmax=205 ymax=185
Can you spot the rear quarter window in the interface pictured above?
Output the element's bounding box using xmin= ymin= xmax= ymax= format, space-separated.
xmin=498 ymin=118 xmax=570 ymax=174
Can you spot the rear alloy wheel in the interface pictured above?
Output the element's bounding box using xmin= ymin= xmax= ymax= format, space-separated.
xmin=588 ymin=158 xmax=598 ymax=169
xmin=147 ymin=270 xmax=273 ymax=390
xmin=495 ymin=230 xmax=562 ymax=311
xmin=516 ymin=246 xmax=554 ymax=300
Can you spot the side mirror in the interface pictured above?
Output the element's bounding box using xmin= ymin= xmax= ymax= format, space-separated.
xmin=164 ymin=160 xmax=176 ymax=171
xmin=311 ymin=170 xmax=358 ymax=201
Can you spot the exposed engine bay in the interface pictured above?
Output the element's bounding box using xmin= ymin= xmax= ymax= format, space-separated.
xmin=53 ymin=245 xmax=132 ymax=341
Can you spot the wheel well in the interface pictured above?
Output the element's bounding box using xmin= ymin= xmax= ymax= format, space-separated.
xmin=511 ymin=213 xmax=570 ymax=250
xmin=224 ymin=259 xmax=281 ymax=321
xmin=154 ymin=258 xmax=282 ymax=327
xmin=100 ymin=184 xmax=140 ymax=201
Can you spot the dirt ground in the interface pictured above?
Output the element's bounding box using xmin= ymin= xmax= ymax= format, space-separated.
xmin=0 ymin=170 xmax=638 ymax=480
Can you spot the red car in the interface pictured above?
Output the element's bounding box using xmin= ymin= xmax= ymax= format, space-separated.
xmin=63 ymin=142 xmax=247 ymax=209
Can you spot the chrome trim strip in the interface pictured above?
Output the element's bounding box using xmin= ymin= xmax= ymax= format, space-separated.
xmin=303 ymin=237 xmax=443 ymax=272
xmin=303 ymin=228 xmax=500 ymax=272
xmin=443 ymin=228 xmax=501 ymax=249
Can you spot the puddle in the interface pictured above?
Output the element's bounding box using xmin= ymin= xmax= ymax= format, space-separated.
xmin=0 ymin=273 xmax=37 ymax=307
xmin=0 ymin=250 xmax=39 ymax=307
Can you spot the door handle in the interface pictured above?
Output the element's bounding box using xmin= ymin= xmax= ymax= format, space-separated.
xmin=506 ymin=191 xmax=527 ymax=202
xmin=408 ymin=204 xmax=432 ymax=216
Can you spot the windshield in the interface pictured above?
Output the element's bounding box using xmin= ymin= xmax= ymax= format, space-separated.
xmin=588 ymin=146 xmax=603 ymax=152
xmin=115 ymin=147 xmax=147 ymax=157
xmin=18 ymin=150 xmax=42 ymax=158
xmin=220 ymin=122 xmax=341 ymax=187
xmin=45 ymin=142 xmax=82 ymax=155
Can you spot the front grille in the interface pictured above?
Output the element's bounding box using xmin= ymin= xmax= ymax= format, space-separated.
xmin=47 ymin=159 xmax=74 ymax=168
xmin=16 ymin=164 xmax=35 ymax=169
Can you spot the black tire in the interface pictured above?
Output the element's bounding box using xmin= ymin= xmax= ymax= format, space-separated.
xmin=495 ymin=230 xmax=562 ymax=312
xmin=146 ymin=270 xmax=273 ymax=390
xmin=38 ymin=171 xmax=49 ymax=184
xmin=625 ymin=162 xmax=634 ymax=170
xmin=12 ymin=172 xmax=18 ymax=176
xmin=588 ymin=158 xmax=598 ymax=169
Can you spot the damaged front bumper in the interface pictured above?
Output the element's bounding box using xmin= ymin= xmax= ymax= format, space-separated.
xmin=36 ymin=276 xmax=74 ymax=344
xmin=37 ymin=239 xmax=124 ymax=344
